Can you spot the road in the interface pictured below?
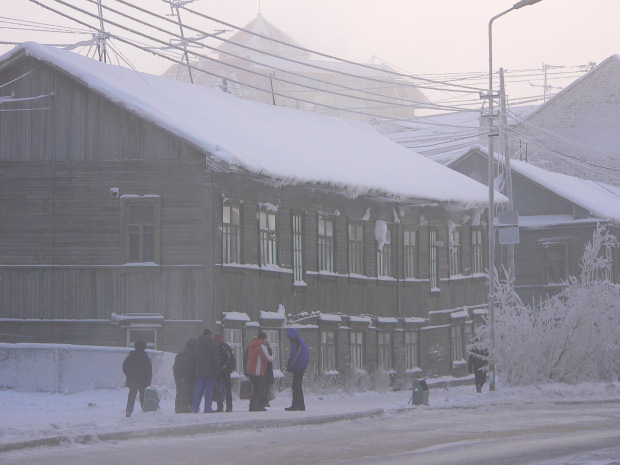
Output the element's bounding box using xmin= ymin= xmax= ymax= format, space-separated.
xmin=3 ymin=400 xmax=620 ymax=465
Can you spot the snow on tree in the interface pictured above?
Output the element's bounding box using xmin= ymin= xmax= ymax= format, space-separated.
xmin=484 ymin=226 xmax=620 ymax=386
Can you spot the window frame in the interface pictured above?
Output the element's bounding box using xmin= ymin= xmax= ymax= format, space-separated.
xmin=404 ymin=329 xmax=419 ymax=371
xmin=259 ymin=209 xmax=278 ymax=266
xmin=449 ymin=226 xmax=462 ymax=276
xmin=292 ymin=213 xmax=304 ymax=283
xmin=350 ymin=330 xmax=365 ymax=371
xmin=223 ymin=328 xmax=244 ymax=375
xmin=263 ymin=329 xmax=280 ymax=371
xmin=126 ymin=326 xmax=157 ymax=350
xmin=543 ymin=242 xmax=568 ymax=284
xmin=348 ymin=221 xmax=365 ymax=275
xmin=471 ymin=226 xmax=484 ymax=274
xmin=377 ymin=331 xmax=393 ymax=371
xmin=429 ymin=228 xmax=439 ymax=289
xmin=318 ymin=213 xmax=335 ymax=272
xmin=403 ymin=229 xmax=417 ymax=279
xmin=451 ymin=325 xmax=465 ymax=364
xmin=121 ymin=196 xmax=161 ymax=264
xmin=377 ymin=224 xmax=392 ymax=278
xmin=320 ymin=330 xmax=336 ymax=373
xmin=222 ymin=203 xmax=242 ymax=264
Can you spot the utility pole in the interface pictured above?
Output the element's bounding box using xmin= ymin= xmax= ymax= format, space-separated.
xmin=95 ymin=0 xmax=110 ymax=63
xmin=499 ymin=68 xmax=515 ymax=282
xmin=166 ymin=0 xmax=196 ymax=83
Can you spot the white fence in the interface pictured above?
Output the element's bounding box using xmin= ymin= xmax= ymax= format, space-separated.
xmin=0 ymin=343 xmax=175 ymax=393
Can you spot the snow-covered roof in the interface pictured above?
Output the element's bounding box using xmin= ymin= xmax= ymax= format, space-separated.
xmin=441 ymin=146 xmax=620 ymax=224
xmin=3 ymin=42 xmax=494 ymax=207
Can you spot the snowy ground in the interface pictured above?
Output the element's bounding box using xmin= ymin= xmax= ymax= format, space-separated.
xmin=2 ymin=381 xmax=620 ymax=463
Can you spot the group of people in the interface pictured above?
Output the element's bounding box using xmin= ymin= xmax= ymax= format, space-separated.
xmin=172 ymin=328 xmax=236 ymax=413
xmin=172 ymin=327 xmax=310 ymax=413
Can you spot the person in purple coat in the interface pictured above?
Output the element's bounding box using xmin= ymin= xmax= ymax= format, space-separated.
xmin=284 ymin=328 xmax=309 ymax=411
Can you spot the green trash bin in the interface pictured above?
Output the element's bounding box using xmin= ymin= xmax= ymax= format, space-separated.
xmin=409 ymin=379 xmax=429 ymax=406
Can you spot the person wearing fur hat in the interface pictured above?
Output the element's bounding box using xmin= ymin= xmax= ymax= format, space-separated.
xmin=245 ymin=331 xmax=275 ymax=411
xmin=122 ymin=340 xmax=153 ymax=417
xmin=285 ymin=328 xmax=309 ymax=411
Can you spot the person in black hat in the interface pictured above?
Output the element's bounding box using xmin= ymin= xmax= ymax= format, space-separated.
xmin=122 ymin=340 xmax=153 ymax=417
xmin=192 ymin=328 xmax=221 ymax=413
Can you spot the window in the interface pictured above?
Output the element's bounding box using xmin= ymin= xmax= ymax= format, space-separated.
xmin=404 ymin=229 xmax=417 ymax=279
xmin=126 ymin=327 xmax=157 ymax=350
xmin=472 ymin=227 xmax=484 ymax=274
xmin=604 ymin=245 xmax=620 ymax=284
xmin=451 ymin=325 xmax=464 ymax=363
xmin=449 ymin=227 xmax=462 ymax=276
xmin=263 ymin=329 xmax=280 ymax=371
xmin=404 ymin=330 xmax=419 ymax=371
xmin=123 ymin=197 xmax=160 ymax=264
xmin=222 ymin=204 xmax=241 ymax=263
xmin=350 ymin=331 xmax=364 ymax=370
xmin=377 ymin=226 xmax=392 ymax=277
xmin=318 ymin=215 xmax=334 ymax=272
xmin=429 ymin=229 xmax=438 ymax=289
xmin=292 ymin=214 xmax=304 ymax=282
xmin=348 ymin=223 xmax=364 ymax=275
xmin=224 ymin=328 xmax=243 ymax=374
xmin=259 ymin=210 xmax=277 ymax=266
xmin=320 ymin=330 xmax=336 ymax=373
xmin=544 ymin=243 xmax=568 ymax=284
xmin=377 ymin=332 xmax=392 ymax=371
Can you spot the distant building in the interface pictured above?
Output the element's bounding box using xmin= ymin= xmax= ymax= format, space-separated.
xmin=163 ymin=14 xmax=430 ymax=122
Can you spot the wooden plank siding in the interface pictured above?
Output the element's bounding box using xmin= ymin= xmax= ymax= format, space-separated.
xmin=1 ymin=54 xmax=488 ymax=366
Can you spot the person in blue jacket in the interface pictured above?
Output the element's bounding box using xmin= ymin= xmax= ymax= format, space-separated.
xmin=285 ymin=328 xmax=309 ymax=411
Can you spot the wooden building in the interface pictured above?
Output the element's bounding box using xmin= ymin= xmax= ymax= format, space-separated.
xmin=0 ymin=43 xmax=498 ymax=380
xmin=438 ymin=146 xmax=620 ymax=304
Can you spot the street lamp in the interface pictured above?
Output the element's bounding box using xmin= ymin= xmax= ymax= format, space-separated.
xmin=486 ymin=0 xmax=544 ymax=392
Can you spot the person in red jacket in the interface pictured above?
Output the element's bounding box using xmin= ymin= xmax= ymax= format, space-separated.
xmin=245 ymin=331 xmax=275 ymax=411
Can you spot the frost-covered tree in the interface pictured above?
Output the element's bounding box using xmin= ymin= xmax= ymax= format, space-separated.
xmin=486 ymin=226 xmax=620 ymax=386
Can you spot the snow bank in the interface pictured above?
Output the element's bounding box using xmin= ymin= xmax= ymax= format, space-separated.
xmin=0 ymin=343 xmax=175 ymax=393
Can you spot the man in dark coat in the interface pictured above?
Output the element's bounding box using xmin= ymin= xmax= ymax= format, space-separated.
xmin=285 ymin=328 xmax=310 ymax=411
xmin=192 ymin=329 xmax=221 ymax=413
xmin=173 ymin=338 xmax=197 ymax=413
xmin=213 ymin=334 xmax=235 ymax=412
xmin=122 ymin=340 xmax=152 ymax=417
xmin=468 ymin=339 xmax=489 ymax=393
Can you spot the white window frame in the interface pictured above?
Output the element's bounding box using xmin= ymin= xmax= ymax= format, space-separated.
xmin=348 ymin=222 xmax=364 ymax=275
xmin=471 ymin=227 xmax=484 ymax=274
xmin=292 ymin=213 xmax=304 ymax=282
xmin=377 ymin=226 xmax=392 ymax=277
xmin=377 ymin=331 xmax=392 ymax=371
xmin=404 ymin=330 xmax=419 ymax=371
xmin=222 ymin=204 xmax=241 ymax=264
xmin=318 ymin=215 xmax=334 ymax=272
xmin=126 ymin=325 xmax=157 ymax=350
xmin=320 ymin=330 xmax=336 ymax=373
xmin=449 ymin=227 xmax=462 ymax=276
xmin=122 ymin=196 xmax=161 ymax=264
xmin=350 ymin=330 xmax=364 ymax=370
xmin=429 ymin=229 xmax=438 ymax=289
xmin=451 ymin=325 xmax=464 ymax=363
xmin=263 ymin=329 xmax=280 ymax=371
xmin=544 ymin=242 xmax=568 ymax=284
xmin=404 ymin=229 xmax=417 ymax=279
xmin=224 ymin=328 xmax=244 ymax=375
xmin=259 ymin=210 xmax=277 ymax=266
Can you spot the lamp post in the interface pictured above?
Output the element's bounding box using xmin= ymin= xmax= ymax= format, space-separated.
xmin=487 ymin=0 xmax=543 ymax=391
